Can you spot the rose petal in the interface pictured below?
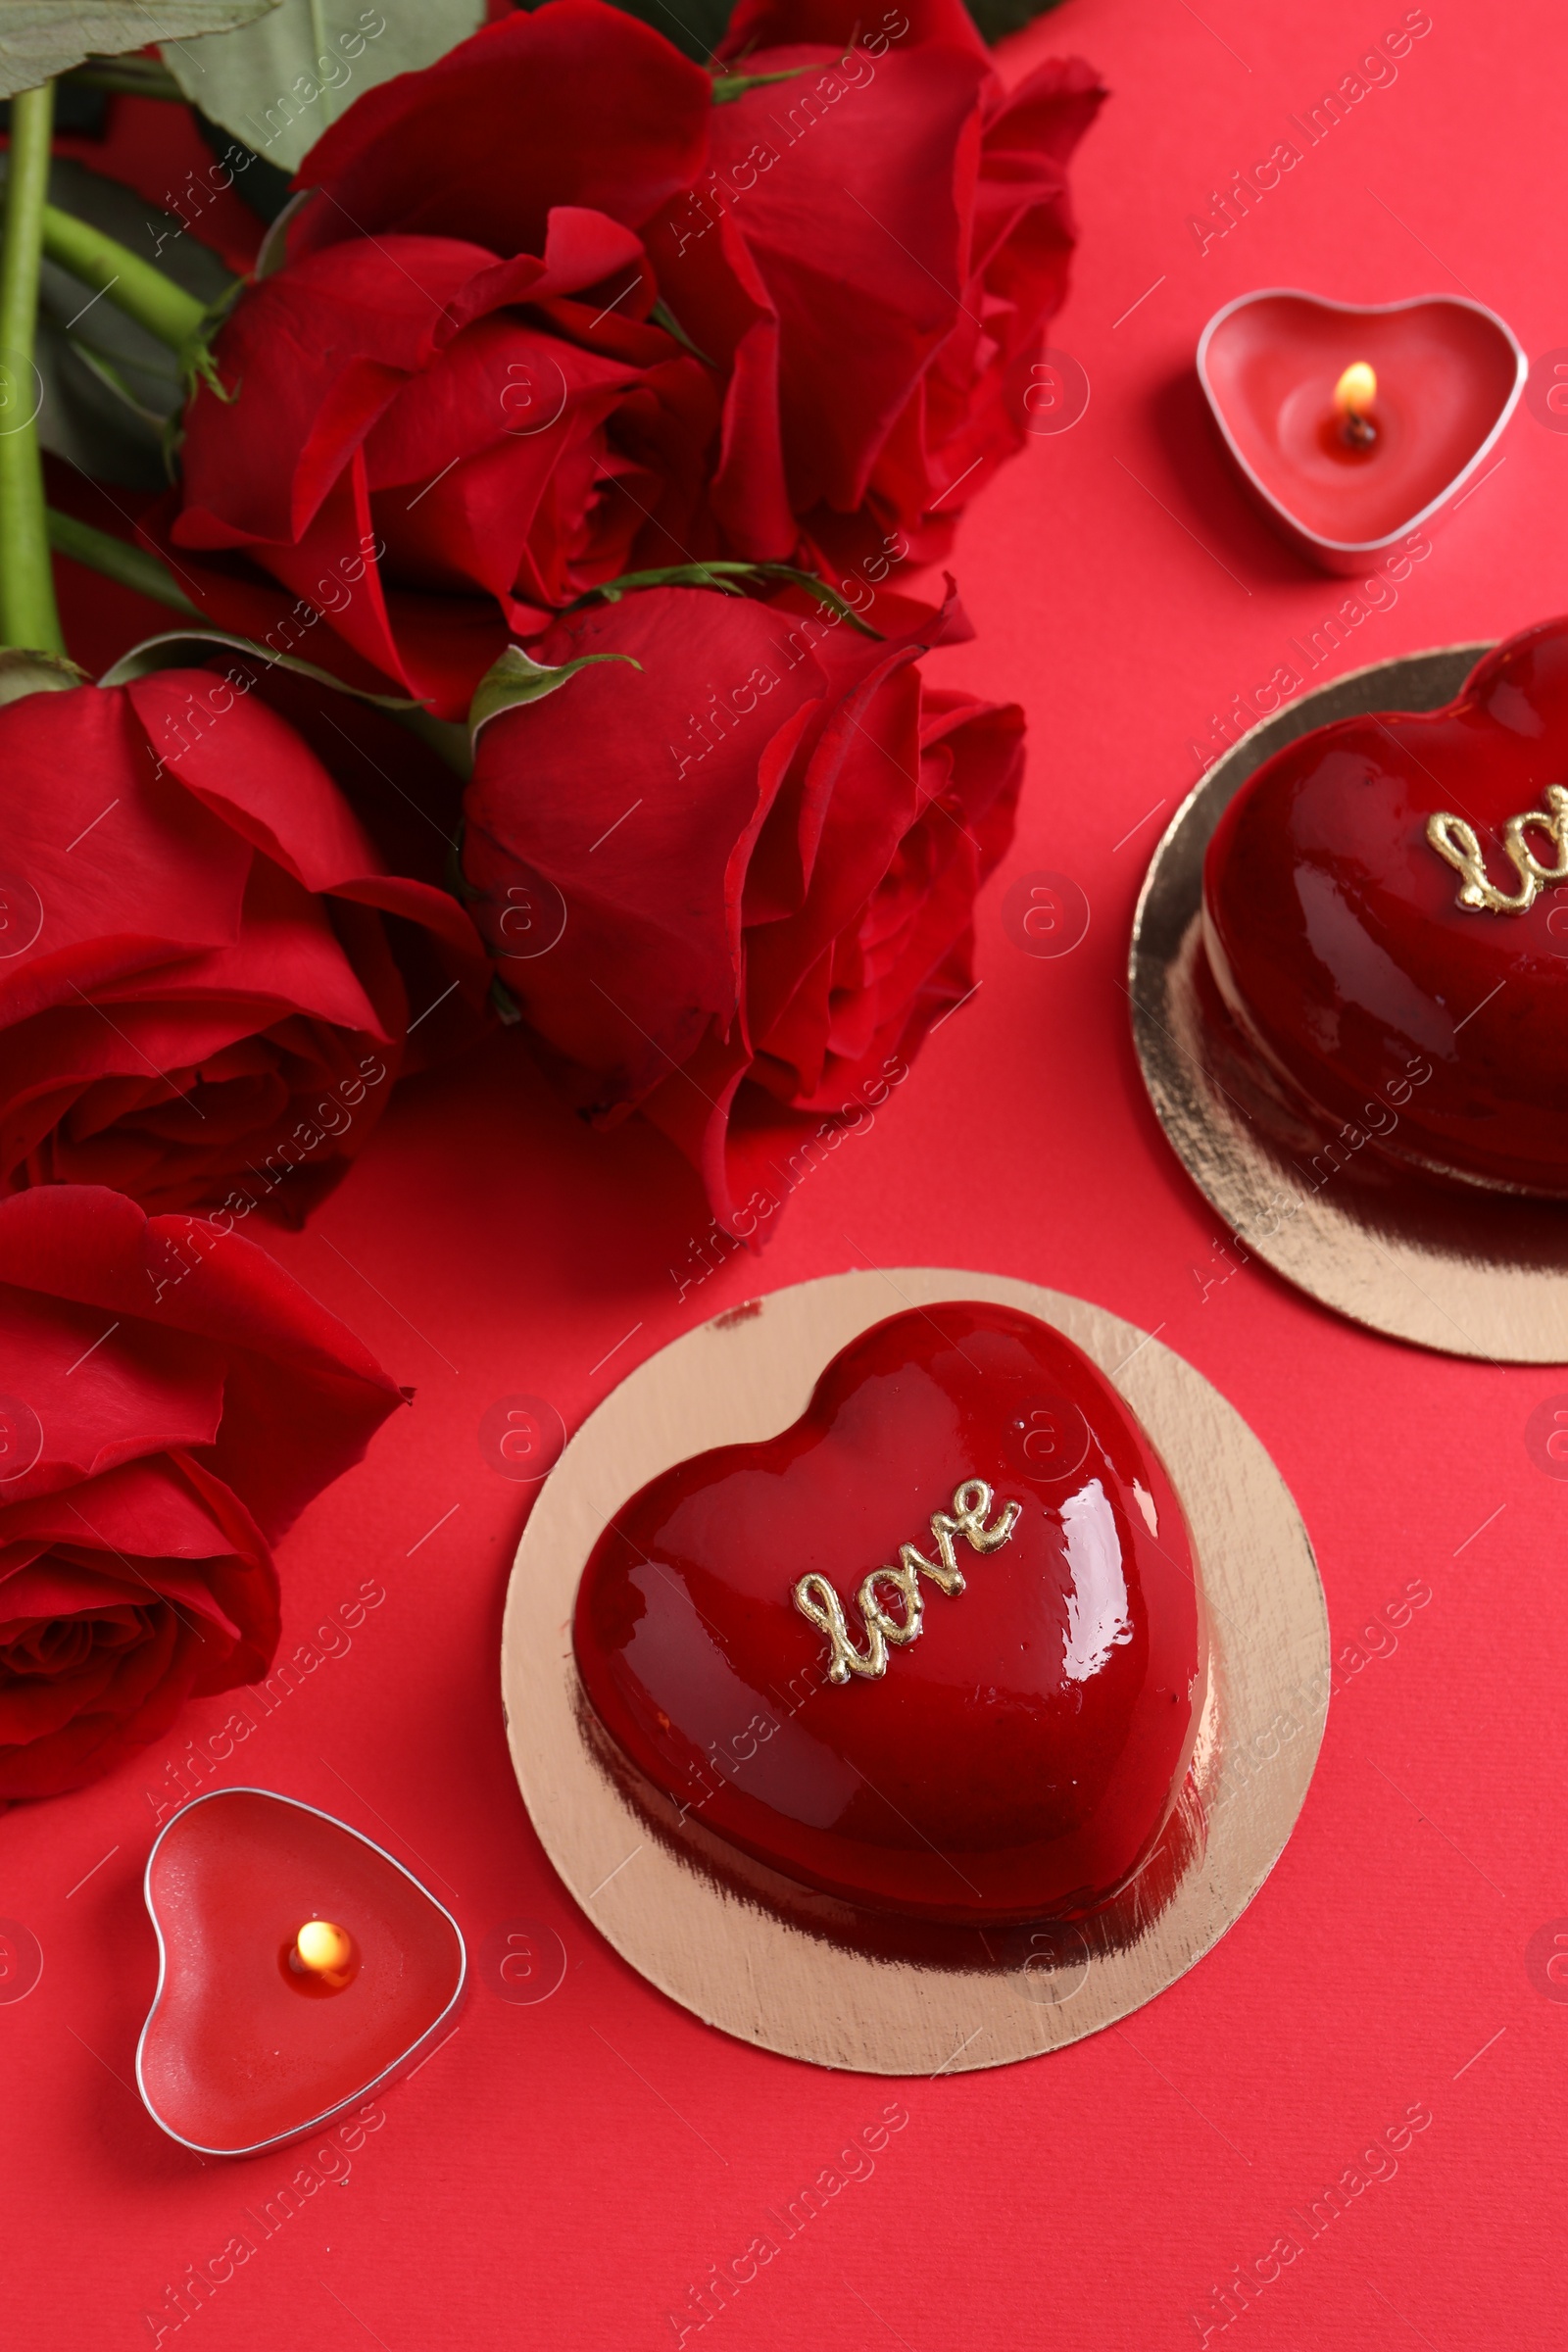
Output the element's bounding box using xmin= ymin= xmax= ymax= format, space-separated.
xmin=0 ymin=1188 xmax=402 ymax=1536
xmin=290 ymin=4 xmax=713 ymax=256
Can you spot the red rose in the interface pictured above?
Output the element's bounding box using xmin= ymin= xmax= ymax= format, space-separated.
xmin=461 ymin=582 xmax=1023 ymax=1233
xmin=154 ymin=0 xmax=1100 ymax=714
xmin=160 ymin=1 xmax=794 ymax=717
xmin=0 ymin=1185 xmax=402 ymax=1796
xmin=694 ymin=0 xmax=1105 ymax=565
xmin=0 ymin=673 xmax=486 ymax=1218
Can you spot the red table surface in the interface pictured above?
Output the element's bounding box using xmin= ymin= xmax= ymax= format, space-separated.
xmin=9 ymin=2 xmax=1566 ymax=2345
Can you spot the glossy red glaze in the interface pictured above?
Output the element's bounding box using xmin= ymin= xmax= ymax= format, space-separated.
xmin=138 ymin=1789 xmax=465 ymax=2155
xmin=574 ymin=1304 xmax=1202 ymax=1927
xmin=1203 ymin=617 xmax=1568 ymax=1196
xmin=1198 ymin=291 xmax=1522 ymax=569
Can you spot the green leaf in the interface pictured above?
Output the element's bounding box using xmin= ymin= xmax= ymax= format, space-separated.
xmin=710 ymin=65 xmax=812 ymax=102
xmin=0 ymin=649 xmax=85 ymax=706
xmin=92 ymin=620 xmax=483 ymax=777
xmin=585 ymin=561 xmax=753 ymax=601
xmin=648 ymin=297 xmax=713 ymax=367
xmin=97 ymin=624 xmax=425 ymax=708
xmin=578 ymin=560 xmax=883 ymax=638
xmin=468 ymin=643 xmax=642 ymax=741
xmin=0 ymin=4 xmax=278 ymax=100
xmin=46 ymin=509 xmax=200 ymax=611
xmin=160 ymin=0 xmax=487 ymax=175
xmin=65 ymin=336 xmax=170 ymax=431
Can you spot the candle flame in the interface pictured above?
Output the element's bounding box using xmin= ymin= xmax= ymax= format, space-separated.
xmin=1334 ymin=362 xmax=1378 ymax=416
xmin=293 ymin=1919 xmax=353 ymax=1976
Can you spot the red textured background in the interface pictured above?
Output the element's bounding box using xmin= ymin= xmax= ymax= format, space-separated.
xmin=9 ymin=1 xmax=1566 ymax=2344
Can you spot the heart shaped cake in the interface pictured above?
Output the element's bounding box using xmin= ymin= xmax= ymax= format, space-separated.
xmin=573 ymin=1303 xmax=1204 ymax=1927
xmin=1203 ymin=616 xmax=1568 ymax=1196
xmin=138 ymin=1788 xmax=466 ymax=2155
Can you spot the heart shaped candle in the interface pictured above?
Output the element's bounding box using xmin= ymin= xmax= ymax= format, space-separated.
xmin=138 ymin=1788 xmax=466 ymax=2156
xmin=1198 ymin=290 xmax=1525 ymax=572
xmin=573 ymin=1303 xmax=1203 ymax=1927
xmin=1202 ymin=615 xmax=1568 ymax=1196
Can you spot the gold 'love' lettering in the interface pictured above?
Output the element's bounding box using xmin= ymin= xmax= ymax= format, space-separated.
xmin=1426 ymin=784 xmax=1568 ymax=915
xmin=791 ymin=1478 xmax=1021 ymax=1687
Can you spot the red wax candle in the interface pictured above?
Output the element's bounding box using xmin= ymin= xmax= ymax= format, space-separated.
xmin=137 ymin=1788 xmax=466 ymax=2157
xmin=1198 ymin=290 xmax=1525 ymax=571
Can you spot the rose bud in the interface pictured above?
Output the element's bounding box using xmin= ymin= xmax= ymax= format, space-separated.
xmin=0 ymin=668 xmax=486 ymax=1219
xmin=461 ymin=581 xmax=1023 ymax=1234
xmin=0 ymin=1185 xmax=403 ymax=1799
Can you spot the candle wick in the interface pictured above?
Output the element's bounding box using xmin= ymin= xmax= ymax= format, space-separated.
xmin=287 ymin=1918 xmax=358 ymax=1989
xmin=1332 ymin=361 xmax=1379 ymax=454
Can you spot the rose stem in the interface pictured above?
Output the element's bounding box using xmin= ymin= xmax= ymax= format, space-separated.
xmin=0 ymin=81 xmax=65 ymax=654
xmin=44 ymin=509 xmax=199 ymax=614
xmin=39 ymin=207 xmax=211 ymax=357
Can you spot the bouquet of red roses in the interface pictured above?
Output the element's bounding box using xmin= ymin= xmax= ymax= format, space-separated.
xmin=0 ymin=0 xmax=1101 ymax=1790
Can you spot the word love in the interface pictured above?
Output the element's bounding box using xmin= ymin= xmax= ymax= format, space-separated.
xmin=792 ymin=1479 xmax=1021 ymax=1686
xmin=1426 ymin=784 xmax=1568 ymax=914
